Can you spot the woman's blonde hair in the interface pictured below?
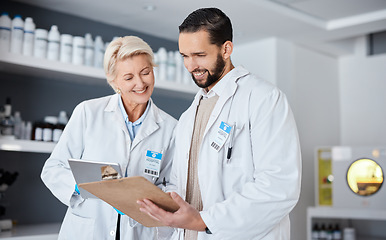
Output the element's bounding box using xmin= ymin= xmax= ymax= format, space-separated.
xmin=104 ymin=36 xmax=155 ymax=91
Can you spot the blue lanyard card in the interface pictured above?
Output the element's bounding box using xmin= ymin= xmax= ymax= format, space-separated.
xmin=144 ymin=150 xmax=162 ymax=178
xmin=210 ymin=121 xmax=232 ymax=152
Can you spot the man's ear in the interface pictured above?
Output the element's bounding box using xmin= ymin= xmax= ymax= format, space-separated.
xmin=222 ymin=41 xmax=233 ymax=60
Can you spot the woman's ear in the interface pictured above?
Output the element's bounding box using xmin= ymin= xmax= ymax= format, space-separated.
xmin=111 ymin=81 xmax=121 ymax=94
xmin=222 ymin=41 xmax=233 ymax=60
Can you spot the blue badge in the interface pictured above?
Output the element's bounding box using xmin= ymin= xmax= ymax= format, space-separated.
xmin=210 ymin=121 xmax=232 ymax=152
xmin=144 ymin=150 xmax=162 ymax=177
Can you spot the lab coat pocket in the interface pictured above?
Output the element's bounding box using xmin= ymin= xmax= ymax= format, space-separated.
xmin=60 ymin=212 xmax=95 ymax=239
xmin=221 ymin=157 xmax=243 ymax=198
xmin=222 ymin=124 xmax=245 ymax=167
xmin=221 ymin=124 xmax=246 ymax=197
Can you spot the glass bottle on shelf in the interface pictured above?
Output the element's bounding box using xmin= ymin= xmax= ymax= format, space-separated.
xmin=22 ymin=17 xmax=35 ymax=56
xmin=23 ymin=121 xmax=32 ymax=140
xmin=10 ymin=14 xmax=24 ymax=54
xmin=32 ymin=121 xmax=44 ymax=141
xmin=93 ymin=35 xmax=104 ymax=68
xmin=332 ymin=224 xmax=342 ymax=240
xmin=13 ymin=111 xmax=22 ymax=139
xmin=0 ymin=12 xmax=12 ymax=52
xmin=42 ymin=116 xmax=57 ymax=142
xmin=0 ymin=97 xmax=14 ymax=138
xmin=53 ymin=111 xmax=68 ymax=142
xmin=84 ymin=33 xmax=94 ymax=67
xmin=326 ymin=224 xmax=333 ymax=240
xmin=312 ymin=223 xmax=320 ymax=240
xmin=47 ymin=25 xmax=60 ymax=61
xmin=319 ymin=223 xmax=327 ymax=240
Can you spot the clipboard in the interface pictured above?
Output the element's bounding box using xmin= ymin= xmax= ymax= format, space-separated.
xmin=79 ymin=176 xmax=180 ymax=227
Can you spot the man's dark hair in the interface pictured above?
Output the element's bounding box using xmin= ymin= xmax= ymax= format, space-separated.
xmin=179 ymin=8 xmax=233 ymax=46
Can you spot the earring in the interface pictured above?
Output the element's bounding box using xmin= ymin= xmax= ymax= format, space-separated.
xmin=116 ymin=88 xmax=121 ymax=94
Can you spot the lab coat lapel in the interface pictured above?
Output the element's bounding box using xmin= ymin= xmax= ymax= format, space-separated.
xmin=179 ymin=92 xmax=202 ymax=196
xmin=181 ymin=92 xmax=203 ymax=159
xmin=203 ymin=77 xmax=237 ymax=138
xmin=203 ymin=67 xmax=249 ymax=137
xmin=131 ymin=99 xmax=159 ymax=150
xmin=187 ymin=91 xmax=204 ymax=139
xmin=105 ymin=94 xmax=130 ymax=137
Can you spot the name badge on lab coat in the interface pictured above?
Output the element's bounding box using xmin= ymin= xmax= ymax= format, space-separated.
xmin=210 ymin=121 xmax=232 ymax=152
xmin=144 ymin=150 xmax=162 ymax=178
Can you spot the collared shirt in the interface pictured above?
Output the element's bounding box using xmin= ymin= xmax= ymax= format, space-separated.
xmin=199 ymin=68 xmax=235 ymax=99
xmin=118 ymin=95 xmax=150 ymax=141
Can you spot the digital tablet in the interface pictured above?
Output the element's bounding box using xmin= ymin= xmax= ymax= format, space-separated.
xmin=68 ymin=158 xmax=122 ymax=199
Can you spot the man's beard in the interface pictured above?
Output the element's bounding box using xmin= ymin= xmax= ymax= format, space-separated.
xmin=191 ymin=54 xmax=226 ymax=89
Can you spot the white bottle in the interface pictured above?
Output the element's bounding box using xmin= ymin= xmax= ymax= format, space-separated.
xmin=157 ymin=47 xmax=167 ymax=81
xmin=60 ymin=34 xmax=73 ymax=63
xmin=10 ymin=14 xmax=24 ymax=54
xmin=104 ymin=42 xmax=109 ymax=56
xmin=13 ymin=111 xmax=22 ymax=139
xmin=22 ymin=17 xmax=35 ymax=56
xmin=182 ymin=64 xmax=192 ymax=85
xmin=93 ymin=35 xmax=104 ymax=68
xmin=343 ymin=228 xmax=355 ymax=240
xmin=58 ymin=111 xmax=68 ymax=125
xmin=174 ymin=51 xmax=183 ymax=83
xmin=0 ymin=12 xmax=12 ymax=52
xmin=33 ymin=28 xmax=48 ymax=58
xmin=84 ymin=33 xmax=94 ymax=67
xmin=23 ymin=121 xmax=32 ymax=140
xmin=53 ymin=110 xmax=68 ymax=142
xmin=47 ymin=25 xmax=60 ymax=61
xmin=153 ymin=52 xmax=159 ymax=81
xmin=42 ymin=116 xmax=57 ymax=142
xmin=166 ymin=51 xmax=176 ymax=81
xmin=72 ymin=36 xmax=85 ymax=65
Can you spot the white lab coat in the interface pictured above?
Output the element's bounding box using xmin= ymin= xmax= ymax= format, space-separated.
xmin=169 ymin=66 xmax=302 ymax=240
xmin=41 ymin=94 xmax=177 ymax=240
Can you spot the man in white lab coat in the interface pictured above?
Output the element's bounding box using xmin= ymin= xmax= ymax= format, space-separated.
xmin=138 ymin=8 xmax=302 ymax=240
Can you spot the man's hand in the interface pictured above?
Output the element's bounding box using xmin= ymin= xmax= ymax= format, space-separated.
xmin=137 ymin=192 xmax=206 ymax=231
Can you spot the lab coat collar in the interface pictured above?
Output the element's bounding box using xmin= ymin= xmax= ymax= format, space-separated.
xmin=192 ymin=66 xmax=250 ymax=136
xmin=131 ymin=99 xmax=161 ymax=150
xmin=105 ymin=94 xmax=129 ymax=138
xmin=105 ymin=93 xmax=120 ymax=112
xmin=104 ymin=94 xmax=161 ymax=150
xmin=199 ymin=68 xmax=231 ymax=99
xmin=193 ymin=66 xmax=249 ymax=105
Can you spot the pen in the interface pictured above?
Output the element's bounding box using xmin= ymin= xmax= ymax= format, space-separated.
xmin=162 ymin=177 xmax=167 ymax=187
xmin=227 ymin=123 xmax=235 ymax=163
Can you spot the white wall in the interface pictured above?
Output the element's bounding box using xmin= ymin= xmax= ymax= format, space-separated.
xmin=288 ymin=43 xmax=340 ymax=240
xmin=339 ymin=37 xmax=386 ymax=146
xmin=233 ymin=38 xmax=340 ymax=240
xmin=232 ymin=38 xmax=277 ymax=84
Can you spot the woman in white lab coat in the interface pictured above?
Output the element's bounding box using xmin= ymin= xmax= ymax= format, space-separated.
xmin=41 ymin=36 xmax=177 ymax=240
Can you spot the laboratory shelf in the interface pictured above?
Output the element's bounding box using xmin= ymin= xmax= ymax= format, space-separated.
xmin=0 ymin=137 xmax=55 ymax=153
xmin=307 ymin=206 xmax=386 ymax=240
xmin=0 ymin=222 xmax=60 ymax=240
xmin=307 ymin=206 xmax=386 ymax=221
xmin=0 ymin=50 xmax=198 ymax=94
